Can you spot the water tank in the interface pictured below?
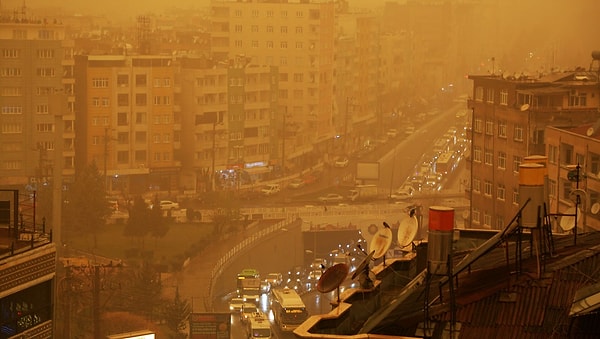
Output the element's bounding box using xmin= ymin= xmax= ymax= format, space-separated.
xmin=519 ymin=163 xmax=546 ymax=227
xmin=427 ymin=206 xmax=454 ymax=275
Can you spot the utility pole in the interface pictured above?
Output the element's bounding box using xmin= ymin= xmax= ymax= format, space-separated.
xmin=104 ymin=127 xmax=109 ymax=192
xmin=282 ymin=112 xmax=286 ymax=176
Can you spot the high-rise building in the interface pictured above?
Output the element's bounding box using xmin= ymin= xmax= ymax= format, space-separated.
xmin=74 ymin=55 xmax=178 ymax=195
xmin=467 ymin=62 xmax=600 ymax=230
xmin=209 ymin=0 xmax=335 ymax=170
xmin=0 ymin=12 xmax=75 ymax=188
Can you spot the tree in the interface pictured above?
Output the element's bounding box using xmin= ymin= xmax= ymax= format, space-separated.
xmin=162 ymin=287 xmax=191 ymax=339
xmin=123 ymin=196 xmax=152 ymax=247
xmin=63 ymin=161 xmax=111 ymax=247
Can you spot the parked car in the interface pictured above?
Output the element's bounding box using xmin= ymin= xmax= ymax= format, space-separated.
xmin=159 ymin=200 xmax=179 ymax=210
xmin=334 ymin=157 xmax=349 ymax=168
xmin=390 ymin=187 xmax=414 ymax=200
xmin=288 ymin=178 xmax=305 ymax=189
xmin=318 ymin=193 xmax=344 ymax=203
xmin=386 ymin=128 xmax=398 ymax=138
xmin=261 ymin=184 xmax=281 ymax=196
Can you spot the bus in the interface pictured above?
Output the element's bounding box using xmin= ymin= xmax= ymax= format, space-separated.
xmin=270 ymin=287 xmax=309 ymax=331
xmin=237 ymin=268 xmax=260 ymax=295
xmin=436 ymin=151 xmax=456 ymax=175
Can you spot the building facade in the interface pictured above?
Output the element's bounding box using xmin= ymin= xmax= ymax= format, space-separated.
xmin=468 ymin=66 xmax=600 ymax=230
xmin=0 ymin=16 xmax=75 ymax=188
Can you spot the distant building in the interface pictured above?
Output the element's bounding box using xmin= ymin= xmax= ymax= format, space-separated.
xmin=0 ymin=14 xmax=75 ymax=188
xmin=467 ymin=58 xmax=600 ymax=230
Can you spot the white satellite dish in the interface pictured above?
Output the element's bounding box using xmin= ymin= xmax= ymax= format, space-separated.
xmin=587 ymin=127 xmax=595 ymax=137
xmin=520 ymin=103 xmax=530 ymax=111
xmin=397 ymin=216 xmax=418 ymax=248
xmin=370 ymin=227 xmax=392 ymax=260
xmin=591 ymin=203 xmax=600 ymax=215
xmin=559 ymin=207 xmax=581 ymax=231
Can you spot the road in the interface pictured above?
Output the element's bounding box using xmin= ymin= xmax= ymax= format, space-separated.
xmin=206 ymin=104 xmax=469 ymax=338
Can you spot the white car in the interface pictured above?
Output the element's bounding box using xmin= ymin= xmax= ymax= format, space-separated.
xmin=288 ymin=178 xmax=305 ymax=189
xmin=228 ymin=297 xmax=244 ymax=312
xmin=159 ymin=200 xmax=180 ymax=210
xmin=386 ymin=128 xmax=398 ymax=138
xmin=334 ymin=157 xmax=349 ymax=168
xmin=318 ymin=193 xmax=344 ymax=203
xmin=390 ymin=187 xmax=414 ymax=200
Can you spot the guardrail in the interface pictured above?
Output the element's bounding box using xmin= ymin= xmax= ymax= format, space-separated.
xmin=206 ymin=215 xmax=300 ymax=311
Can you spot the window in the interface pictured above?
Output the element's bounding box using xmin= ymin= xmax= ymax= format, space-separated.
xmin=500 ymin=89 xmax=508 ymax=105
xmin=513 ymin=188 xmax=519 ymax=205
xmin=2 ymin=48 xmax=19 ymax=58
xmin=484 ymin=212 xmax=492 ymax=227
xmin=498 ymin=152 xmax=506 ymax=169
xmin=296 ymin=26 xmax=303 ymax=33
xmin=2 ymin=123 xmax=22 ymax=134
xmin=295 ymin=42 xmax=303 ymax=49
xmin=472 ymin=208 xmax=480 ymax=224
xmin=514 ymin=125 xmax=523 ymax=141
xmin=497 ymin=184 xmax=505 ymax=200
xmin=281 ymin=26 xmax=288 ymax=33
xmin=117 ymin=74 xmax=129 ymax=86
xmin=267 ymin=26 xmax=273 ymax=33
xmin=37 ymin=49 xmax=54 ymax=58
xmin=117 ymin=151 xmax=128 ymax=164
xmin=36 ymin=105 xmax=48 ymax=114
xmin=117 ymin=112 xmax=128 ymax=126
xmin=1 ymin=106 xmax=22 ymax=114
xmin=136 ymin=112 xmax=146 ymax=124
xmin=474 ymin=119 xmax=483 ymax=133
xmin=234 ymin=40 xmax=243 ymax=48
xmin=267 ymin=41 xmax=273 ymax=48
xmin=280 ymin=41 xmax=288 ymax=48
xmin=484 ymin=181 xmax=492 ymax=196
xmin=3 ymin=87 xmax=22 ymax=96
xmin=282 ymin=11 xmax=288 ymax=17
xmin=498 ymin=121 xmax=507 ymax=138
xmin=117 ymin=132 xmax=129 ymax=144
xmin=590 ymin=153 xmax=600 ymax=175
xmin=296 ymin=10 xmax=304 ymax=18
xmin=118 ymin=94 xmax=129 ymax=106
xmin=496 ymin=215 xmax=505 ymax=229
xmin=153 ymin=134 xmax=161 ymax=143
xmin=12 ymin=29 xmax=27 ymax=39
xmin=251 ymin=25 xmax=258 ymax=32
xmin=36 ymin=123 xmax=54 ymax=132
xmin=513 ymin=155 xmax=522 ymax=173
xmin=92 ymin=97 xmax=100 ymax=107
xmin=92 ymin=78 xmax=108 ymax=88
xmin=485 ymin=120 xmax=494 ymax=135
xmin=252 ymin=9 xmax=259 ymax=17
xmin=549 ymin=144 xmax=558 ymax=164
xmin=38 ymin=30 xmax=53 ymax=39
xmin=561 ymin=179 xmax=572 ymax=201
xmin=549 ymin=179 xmax=556 ymax=197
xmin=252 ymin=40 xmax=258 ymax=48
xmin=473 ymin=177 xmax=481 ymax=193
xmin=569 ymin=91 xmax=587 ymax=107
xmin=135 ymin=74 xmax=147 ymax=87
xmin=293 ymin=73 xmax=303 ymax=82
xmin=36 ymin=68 xmax=55 ymax=77
xmin=560 ymin=143 xmax=573 ymax=165
xmin=1 ymin=68 xmax=21 ymax=77
xmin=234 ymin=9 xmax=242 ymax=17
xmin=484 ymin=150 xmax=493 ymax=165
xmin=234 ymin=24 xmax=242 ymax=32
xmin=486 ymin=88 xmax=494 ymax=103
xmin=135 ymin=150 xmax=147 ymax=162
xmin=473 ymin=146 xmax=482 ymax=162
xmin=475 ymin=87 xmax=484 ymax=101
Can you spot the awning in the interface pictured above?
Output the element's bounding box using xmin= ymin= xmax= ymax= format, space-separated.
xmin=244 ymin=166 xmax=271 ymax=175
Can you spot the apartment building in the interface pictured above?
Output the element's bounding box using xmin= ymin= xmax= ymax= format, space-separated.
xmin=209 ymin=0 xmax=335 ymax=170
xmin=0 ymin=15 xmax=76 ymax=188
xmin=546 ymin=124 xmax=600 ymax=232
xmin=176 ymin=56 xmax=278 ymax=192
xmin=467 ymin=62 xmax=600 ymax=230
xmin=74 ymin=55 xmax=178 ymax=195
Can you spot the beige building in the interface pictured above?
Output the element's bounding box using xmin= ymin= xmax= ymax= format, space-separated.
xmin=176 ymin=56 xmax=278 ymax=192
xmin=209 ymin=0 xmax=335 ymax=169
xmin=0 ymin=16 xmax=75 ymax=188
xmin=546 ymin=124 xmax=600 ymax=232
xmin=74 ymin=55 xmax=178 ymax=195
xmin=467 ymin=62 xmax=600 ymax=230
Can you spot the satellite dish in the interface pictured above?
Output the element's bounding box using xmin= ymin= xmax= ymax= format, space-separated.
xmin=397 ymin=216 xmax=418 ymax=248
xmin=592 ymin=202 xmax=600 ymax=215
xmin=559 ymin=207 xmax=581 ymax=231
xmin=351 ymin=250 xmax=374 ymax=280
xmin=520 ymin=103 xmax=530 ymax=111
xmin=370 ymin=227 xmax=392 ymax=260
xmin=587 ymin=127 xmax=595 ymax=137
xmin=569 ymin=189 xmax=586 ymax=204
xmin=317 ymin=263 xmax=349 ymax=293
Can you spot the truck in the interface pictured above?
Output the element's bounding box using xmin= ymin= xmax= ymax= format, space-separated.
xmin=348 ymin=184 xmax=379 ymax=202
xmin=241 ymin=277 xmax=261 ymax=303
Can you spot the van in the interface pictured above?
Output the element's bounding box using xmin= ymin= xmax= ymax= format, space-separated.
xmin=261 ymin=184 xmax=280 ymax=196
xmin=247 ymin=312 xmax=272 ymax=338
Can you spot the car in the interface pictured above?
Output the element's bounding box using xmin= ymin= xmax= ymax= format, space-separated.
xmin=390 ymin=188 xmax=414 ymax=200
xmin=240 ymin=303 xmax=259 ymax=323
xmin=334 ymin=157 xmax=349 ymax=168
xmin=229 ymin=297 xmax=244 ymax=312
xmin=288 ymin=178 xmax=305 ymax=189
xmin=261 ymin=184 xmax=280 ymax=195
xmin=265 ymin=272 xmax=283 ymax=287
xmin=159 ymin=200 xmax=179 ymax=210
xmin=386 ymin=128 xmax=398 ymax=138
xmin=318 ymin=193 xmax=344 ymax=203
xmin=302 ymin=174 xmax=319 ymax=185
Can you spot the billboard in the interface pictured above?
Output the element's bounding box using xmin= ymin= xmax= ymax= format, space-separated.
xmin=356 ymin=162 xmax=380 ymax=181
xmin=189 ymin=313 xmax=231 ymax=339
